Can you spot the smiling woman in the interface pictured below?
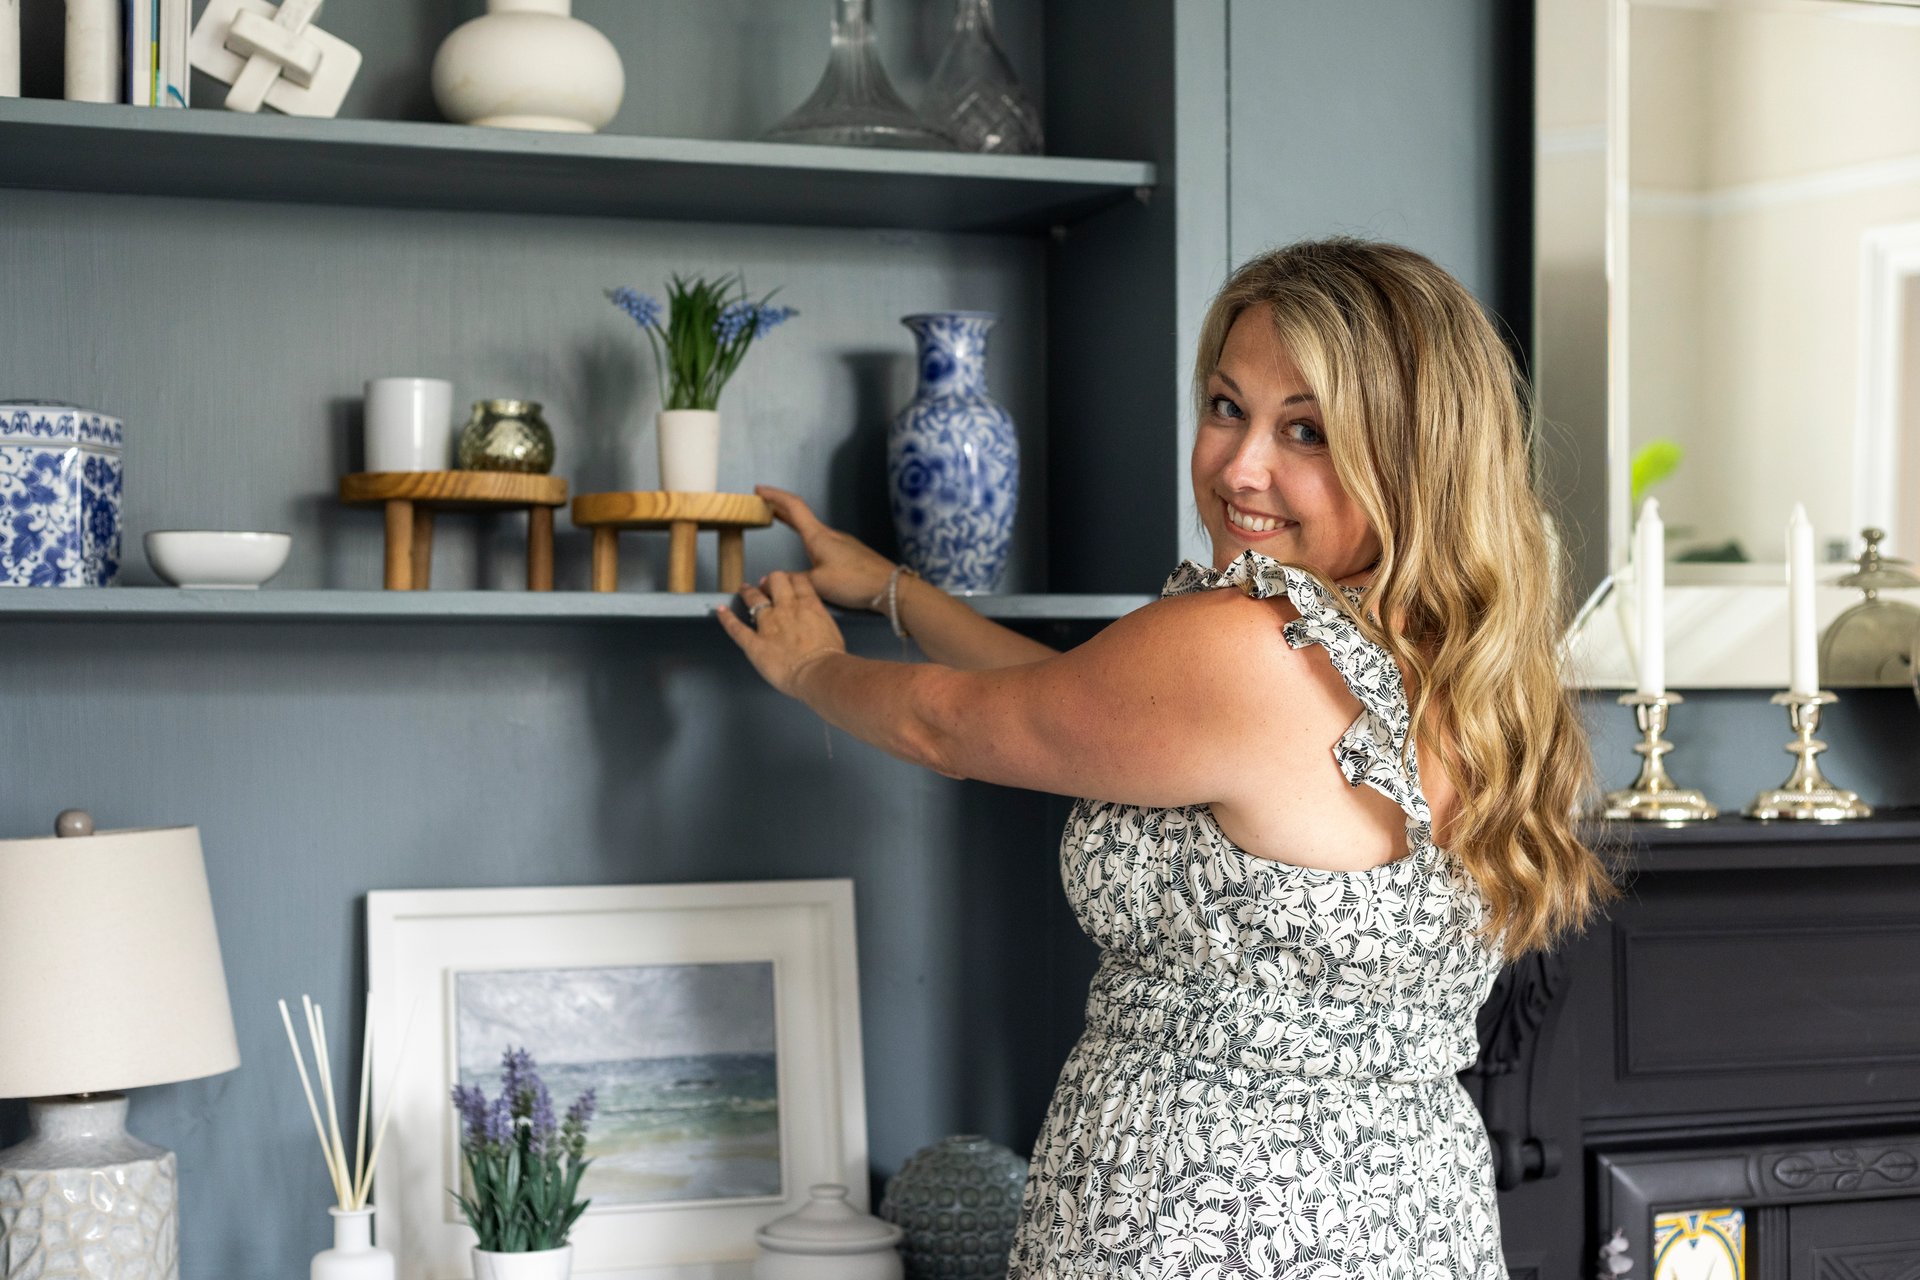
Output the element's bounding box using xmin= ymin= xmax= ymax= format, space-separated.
xmin=714 ymin=238 xmax=1615 ymax=1277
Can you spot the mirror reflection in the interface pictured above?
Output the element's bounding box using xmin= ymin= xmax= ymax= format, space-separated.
xmin=1626 ymin=0 xmax=1920 ymax=567
xmin=1537 ymin=0 xmax=1920 ymax=687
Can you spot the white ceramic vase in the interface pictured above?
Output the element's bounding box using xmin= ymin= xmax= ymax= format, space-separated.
xmin=657 ymin=409 xmax=720 ymax=492
xmin=472 ymin=1244 xmax=573 ymax=1280
xmin=311 ymin=1208 xmax=395 ymax=1280
xmin=431 ymin=0 xmax=623 ymax=134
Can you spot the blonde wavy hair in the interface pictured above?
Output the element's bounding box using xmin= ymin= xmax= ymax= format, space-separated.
xmin=1194 ymin=238 xmax=1618 ymax=955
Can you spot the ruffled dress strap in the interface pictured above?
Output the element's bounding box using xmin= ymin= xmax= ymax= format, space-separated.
xmin=1162 ymin=551 xmax=1431 ymax=827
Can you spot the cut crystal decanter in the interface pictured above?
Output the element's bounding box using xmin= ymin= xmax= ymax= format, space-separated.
xmin=765 ymin=0 xmax=953 ymax=150
xmin=920 ymin=0 xmax=1043 ymax=154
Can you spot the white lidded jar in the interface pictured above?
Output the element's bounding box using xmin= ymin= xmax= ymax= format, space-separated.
xmin=431 ymin=0 xmax=624 ymax=134
xmin=754 ymin=1184 xmax=904 ymax=1280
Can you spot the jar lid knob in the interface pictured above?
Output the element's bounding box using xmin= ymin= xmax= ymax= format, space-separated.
xmin=55 ymin=809 xmax=95 ymax=838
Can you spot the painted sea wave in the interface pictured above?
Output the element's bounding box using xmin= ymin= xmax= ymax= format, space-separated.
xmin=462 ymin=1051 xmax=781 ymax=1206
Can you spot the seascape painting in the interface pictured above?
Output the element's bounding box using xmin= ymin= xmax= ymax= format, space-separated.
xmin=454 ymin=962 xmax=781 ymax=1207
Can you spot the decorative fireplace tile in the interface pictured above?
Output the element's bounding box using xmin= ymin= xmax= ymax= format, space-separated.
xmin=1654 ymin=1207 xmax=1744 ymax=1280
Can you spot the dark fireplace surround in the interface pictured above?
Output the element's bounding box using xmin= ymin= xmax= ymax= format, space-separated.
xmin=1459 ymin=813 xmax=1920 ymax=1279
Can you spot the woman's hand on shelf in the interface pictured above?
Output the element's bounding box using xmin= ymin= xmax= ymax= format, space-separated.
xmin=756 ymin=484 xmax=894 ymax=613
xmin=715 ymin=570 xmax=847 ymax=699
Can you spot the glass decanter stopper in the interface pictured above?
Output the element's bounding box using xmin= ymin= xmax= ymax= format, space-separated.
xmin=765 ymin=0 xmax=953 ymax=150
xmin=921 ymin=0 xmax=1043 ymax=154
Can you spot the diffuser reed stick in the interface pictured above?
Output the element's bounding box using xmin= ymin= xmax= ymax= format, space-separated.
xmin=278 ymin=994 xmax=412 ymax=1212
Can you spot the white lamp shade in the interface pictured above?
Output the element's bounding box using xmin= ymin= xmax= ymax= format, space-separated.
xmin=0 ymin=824 xmax=240 ymax=1098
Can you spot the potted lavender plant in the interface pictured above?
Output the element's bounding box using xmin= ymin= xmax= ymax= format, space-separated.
xmin=606 ymin=274 xmax=797 ymax=493
xmin=450 ymin=1048 xmax=597 ymax=1280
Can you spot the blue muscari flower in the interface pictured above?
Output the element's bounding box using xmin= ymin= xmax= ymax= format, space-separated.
xmin=753 ymin=304 xmax=798 ymax=337
xmin=713 ymin=299 xmax=757 ymax=344
xmin=607 ymin=287 xmax=663 ymax=330
xmin=565 ymin=1087 xmax=597 ymax=1132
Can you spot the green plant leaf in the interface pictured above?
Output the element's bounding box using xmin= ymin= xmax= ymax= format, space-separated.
xmin=1629 ymin=439 xmax=1684 ymax=508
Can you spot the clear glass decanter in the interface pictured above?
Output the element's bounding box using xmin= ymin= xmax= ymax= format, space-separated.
xmin=920 ymin=0 xmax=1043 ymax=155
xmin=765 ymin=0 xmax=953 ymax=150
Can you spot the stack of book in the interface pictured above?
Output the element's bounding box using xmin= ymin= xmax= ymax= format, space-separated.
xmin=125 ymin=0 xmax=191 ymax=106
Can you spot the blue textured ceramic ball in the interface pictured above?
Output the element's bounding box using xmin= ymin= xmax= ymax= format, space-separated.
xmin=879 ymin=1135 xmax=1028 ymax=1280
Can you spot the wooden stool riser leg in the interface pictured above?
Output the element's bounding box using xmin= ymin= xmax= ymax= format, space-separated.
xmin=383 ymin=499 xmax=414 ymax=591
xmin=528 ymin=506 xmax=555 ymax=592
xmin=411 ymin=507 xmax=435 ymax=590
xmin=591 ymin=527 xmax=619 ymax=593
xmin=667 ymin=520 xmax=698 ymax=593
xmin=717 ymin=528 xmax=746 ymax=593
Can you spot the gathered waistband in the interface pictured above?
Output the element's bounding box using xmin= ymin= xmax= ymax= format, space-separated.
xmin=1082 ymin=955 xmax=1476 ymax=1090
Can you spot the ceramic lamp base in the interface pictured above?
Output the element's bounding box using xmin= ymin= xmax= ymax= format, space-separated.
xmin=0 ymin=1094 xmax=178 ymax=1279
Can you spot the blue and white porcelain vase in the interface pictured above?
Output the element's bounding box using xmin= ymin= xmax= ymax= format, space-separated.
xmin=0 ymin=400 xmax=123 ymax=587
xmin=888 ymin=313 xmax=1018 ymax=594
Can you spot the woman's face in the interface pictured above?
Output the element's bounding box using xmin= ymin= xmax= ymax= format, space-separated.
xmin=1191 ymin=309 xmax=1383 ymax=578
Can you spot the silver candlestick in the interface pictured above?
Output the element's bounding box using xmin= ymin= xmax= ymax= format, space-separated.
xmin=1745 ymin=690 xmax=1872 ymax=820
xmin=1601 ymin=692 xmax=1718 ymax=821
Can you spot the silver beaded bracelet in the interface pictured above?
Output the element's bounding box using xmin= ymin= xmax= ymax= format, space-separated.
xmin=868 ymin=563 xmax=919 ymax=639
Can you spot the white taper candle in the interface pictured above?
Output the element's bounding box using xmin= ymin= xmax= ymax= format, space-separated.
xmin=1787 ymin=503 xmax=1818 ymax=695
xmin=0 ymin=0 xmax=21 ymax=97
xmin=64 ymin=0 xmax=120 ymax=103
xmin=1635 ymin=497 xmax=1665 ymax=697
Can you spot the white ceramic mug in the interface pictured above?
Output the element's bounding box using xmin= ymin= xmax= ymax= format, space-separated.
xmin=364 ymin=377 xmax=455 ymax=472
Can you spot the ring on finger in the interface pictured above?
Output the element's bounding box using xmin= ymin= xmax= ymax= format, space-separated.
xmin=748 ymin=602 xmax=771 ymax=622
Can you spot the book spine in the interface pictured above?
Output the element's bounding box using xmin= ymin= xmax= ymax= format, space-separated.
xmin=158 ymin=0 xmax=185 ymax=107
xmin=125 ymin=0 xmax=149 ymax=105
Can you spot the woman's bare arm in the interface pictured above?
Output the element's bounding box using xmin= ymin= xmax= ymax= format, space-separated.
xmin=720 ymin=573 xmax=1324 ymax=809
xmin=887 ymin=573 xmax=1058 ymax=670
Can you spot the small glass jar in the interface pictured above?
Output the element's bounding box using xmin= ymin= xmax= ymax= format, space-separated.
xmin=457 ymin=399 xmax=555 ymax=474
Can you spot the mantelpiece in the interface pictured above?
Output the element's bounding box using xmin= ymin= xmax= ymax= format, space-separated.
xmin=1475 ymin=812 xmax=1920 ymax=1277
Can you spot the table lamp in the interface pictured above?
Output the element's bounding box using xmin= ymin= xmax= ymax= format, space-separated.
xmin=0 ymin=811 xmax=240 ymax=1279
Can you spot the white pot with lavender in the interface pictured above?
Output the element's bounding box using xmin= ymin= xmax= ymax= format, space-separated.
xmin=452 ymin=1047 xmax=598 ymax=1280
xmin=606 ymin=278 xmax=798 ymax=493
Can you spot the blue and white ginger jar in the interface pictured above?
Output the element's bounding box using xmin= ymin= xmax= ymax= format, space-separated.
xmin=0 ymin=401 xmax=124 ymax=587
xmin=888 ymin=313 xmax=1018 ymax=594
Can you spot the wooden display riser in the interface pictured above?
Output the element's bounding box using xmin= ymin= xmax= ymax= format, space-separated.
xmin=571 ymin=491 xmax=773 ymax=594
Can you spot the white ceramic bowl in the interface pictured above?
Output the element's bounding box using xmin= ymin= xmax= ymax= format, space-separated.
xmin=144 ymin=531 xmax=292 ymax=589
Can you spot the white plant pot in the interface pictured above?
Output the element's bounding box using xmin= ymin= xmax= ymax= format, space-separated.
xmin=471 ymin=1244 xmax=573 ymax=1280
xmin=657 ymin=409 xmax=720 ymax=493
xmin=431 ymin=0 xmax=624 ymax=134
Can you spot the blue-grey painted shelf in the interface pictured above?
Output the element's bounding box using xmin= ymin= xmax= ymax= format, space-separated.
xmin=0 ymin=99 xmax=1158 ymax=233
xmin=0 ymin=588 xmax=1153 ymax=624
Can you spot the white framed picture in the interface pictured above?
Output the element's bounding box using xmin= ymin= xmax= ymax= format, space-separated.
xmin=366 ymin=880 xmax=867 ymax=1280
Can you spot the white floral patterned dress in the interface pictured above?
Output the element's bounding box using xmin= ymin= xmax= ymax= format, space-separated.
xmin=1008 ymin=552 xmax=1507 ymax=1279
